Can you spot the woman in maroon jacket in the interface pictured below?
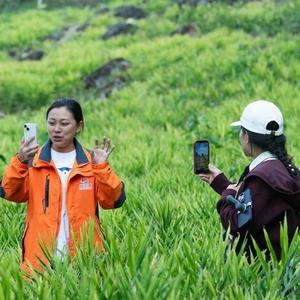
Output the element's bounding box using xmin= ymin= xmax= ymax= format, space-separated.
xmin=199 ymin=100 xmax=300 ymax=260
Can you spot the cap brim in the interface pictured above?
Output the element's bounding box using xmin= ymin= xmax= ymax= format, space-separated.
xmin=230 ymin=121 xmax=241 ymax=127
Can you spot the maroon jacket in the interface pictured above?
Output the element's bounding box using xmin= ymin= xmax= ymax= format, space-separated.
xmin=211 ymin=159 xmax=300 ymax=260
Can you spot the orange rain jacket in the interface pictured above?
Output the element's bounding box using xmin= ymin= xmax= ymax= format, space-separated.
xmin=0 ymin=139 xmax=126 ymax=272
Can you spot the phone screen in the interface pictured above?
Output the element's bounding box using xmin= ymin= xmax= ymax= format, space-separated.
xmin=193 ymin=140 xmax=209 ymax=174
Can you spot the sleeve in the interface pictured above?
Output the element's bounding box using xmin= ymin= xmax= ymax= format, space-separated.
xmin=92 ymin=161 xmax=126 ymax=209
xmin=210 ymin=173 xmax=232 ymax=195
xmin=216 ymin=176 xmax=273 ymax=236
xmin=0 ymin=155 xmax=29 ymax=203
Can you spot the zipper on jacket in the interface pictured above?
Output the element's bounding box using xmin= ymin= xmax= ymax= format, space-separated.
xmin=43 ymin=174 xmax=50 ymax=213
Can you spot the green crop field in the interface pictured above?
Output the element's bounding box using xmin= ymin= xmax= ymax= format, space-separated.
xmin=0 ymin=0 xmax=300 ymax=298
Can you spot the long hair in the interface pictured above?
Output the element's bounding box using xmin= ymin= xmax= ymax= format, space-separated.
xmin=242 ymin=127 xmax=300 ymax=178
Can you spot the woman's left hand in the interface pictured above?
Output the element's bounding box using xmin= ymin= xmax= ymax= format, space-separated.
xmin=91 ymin=137 xmax=114 ymax=164
xmin=226 ymin=183 xmax=242 ymax=192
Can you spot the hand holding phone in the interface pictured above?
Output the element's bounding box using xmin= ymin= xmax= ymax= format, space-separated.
xmin=18 ymin=123 xmax=38 ymax=164
xmin=193 ymin=140 xmax=209 ymax=174
xmin=24 ymin=123 xmax=38 ymax=147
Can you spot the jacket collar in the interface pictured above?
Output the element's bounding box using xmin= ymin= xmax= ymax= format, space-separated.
xmin=249 ymin=151 xmax=277 ymax=172
xmin=39 ymin=138 xmax=89 ymax=165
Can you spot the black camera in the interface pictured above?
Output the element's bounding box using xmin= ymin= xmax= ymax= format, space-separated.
xmin=226 ymin=189 xmax=252 ymax=228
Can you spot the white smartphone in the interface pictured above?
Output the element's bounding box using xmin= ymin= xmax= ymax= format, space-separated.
xmin=24 ymin=123 xmax=38 ymax=147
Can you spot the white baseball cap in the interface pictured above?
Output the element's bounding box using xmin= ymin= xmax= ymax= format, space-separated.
xmin=230 ymin=100 xmax=284 ymax=136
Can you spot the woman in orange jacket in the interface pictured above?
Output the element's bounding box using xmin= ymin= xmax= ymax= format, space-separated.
xmin=0 ymin=98 xmax=126 ymax=274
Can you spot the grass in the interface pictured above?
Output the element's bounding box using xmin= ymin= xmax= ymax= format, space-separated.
xmin=0 ymin=0 xmax=300 ymax=299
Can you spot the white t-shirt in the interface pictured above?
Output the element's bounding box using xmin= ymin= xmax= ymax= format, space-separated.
xmin=51 ymin=148 xmax=76 ymax=258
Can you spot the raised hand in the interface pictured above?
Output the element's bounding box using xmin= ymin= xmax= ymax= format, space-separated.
xmin=91 ymin=137 xmax=115 ymax=164
xmin=198 ymin=164 xmax=223 ymax=185
xmin=226 ymin=182 xmax=242 ymax=192
xmin=18 ymin=137 xmax=39 ymax=164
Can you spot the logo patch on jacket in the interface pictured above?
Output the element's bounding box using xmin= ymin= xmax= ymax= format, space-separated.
xmin=79 ymin=178 xmax=92 ymax=190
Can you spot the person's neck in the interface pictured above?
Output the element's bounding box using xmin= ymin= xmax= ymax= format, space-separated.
xmin=251 ymin=146 xmax=264 ymax=159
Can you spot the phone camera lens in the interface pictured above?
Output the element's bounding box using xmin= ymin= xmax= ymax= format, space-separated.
xmin=26 ymin=127 xmax=29 ymax=131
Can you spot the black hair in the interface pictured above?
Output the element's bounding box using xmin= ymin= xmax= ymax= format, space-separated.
xmin=241 ymin=127 xmax=300 ymax=177
xmin=46 ymin=98 xmax=84 ymax=129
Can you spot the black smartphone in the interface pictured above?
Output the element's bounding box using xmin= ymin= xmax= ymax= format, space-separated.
xmin=193 ymin=140 xmax=209 ymax=174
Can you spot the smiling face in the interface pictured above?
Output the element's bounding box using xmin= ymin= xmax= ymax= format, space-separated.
xmin=47 ymin=106 xmax=83 ymax=152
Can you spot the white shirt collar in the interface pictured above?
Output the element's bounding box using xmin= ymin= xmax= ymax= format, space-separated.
xmin=249 ymin=151 xmax=277 ymax=171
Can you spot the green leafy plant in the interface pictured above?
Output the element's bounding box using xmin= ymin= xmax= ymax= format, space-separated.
xmin=0 ymin=0 xmax=300 ymax=299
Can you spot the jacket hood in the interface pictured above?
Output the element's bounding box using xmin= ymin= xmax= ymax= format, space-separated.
xmin=245 ymin=159 xmax=300 ymax=210
xmin=246 ymin=159 xmax=300 ymax=194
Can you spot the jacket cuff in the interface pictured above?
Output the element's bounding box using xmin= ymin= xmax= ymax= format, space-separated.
xmin=114 ymin=182 xmax=126 ymax=208
xmin=92 ymin=162 xmax=121 ymax=186
xmin=210 ymin=173 xmax=231 ymax=195
xmin=14 ymin=155 xmax=29 ymax=169
xmin=92 ymin=161 xmax=109 ymax=170
xmin=0 ymin=186 xmax=5 ymax=198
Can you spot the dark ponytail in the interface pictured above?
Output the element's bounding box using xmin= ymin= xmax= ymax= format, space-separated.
xmin=242 ymin=127 xmax=300 ymax=178
xmin=266 ymin=135 xmax=300 ymax=177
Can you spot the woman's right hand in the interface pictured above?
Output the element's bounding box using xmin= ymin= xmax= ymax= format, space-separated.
xmin=198 ymin=164 xmax=223 ymax=185
xmin=91 ymin=137 xmax=114 ymax=164
xmin=17 ymin=137 xmax=39 ymax=164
